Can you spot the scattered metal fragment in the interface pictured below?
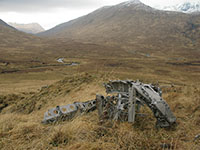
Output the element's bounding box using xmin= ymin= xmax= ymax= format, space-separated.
xmin=194 ymin=134 xmax=200 ymax=141
xmin=42 ymin=80 xmax=176 ymax=128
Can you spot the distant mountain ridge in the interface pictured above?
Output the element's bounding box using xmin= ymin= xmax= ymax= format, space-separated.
xmin=38 ymin=0 xmax=200 ymax=51
xmin=8 ymin=22 xmax=45 ymax=34
xmin=38 ymin=0 xmax=158 ymax=37
xmin=162 ymin=1 xmax=200 ymax=13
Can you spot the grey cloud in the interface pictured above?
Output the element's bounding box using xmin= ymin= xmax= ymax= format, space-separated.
xmin=0 ymin=0 xmax=101 ymax=12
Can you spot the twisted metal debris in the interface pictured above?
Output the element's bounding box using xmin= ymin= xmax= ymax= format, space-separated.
xmin=42 ymin=80 xmax=176 ymax=128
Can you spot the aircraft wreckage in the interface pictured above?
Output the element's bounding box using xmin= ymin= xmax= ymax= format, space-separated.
xmin=42 ymin=80 xmax=176 ymax=128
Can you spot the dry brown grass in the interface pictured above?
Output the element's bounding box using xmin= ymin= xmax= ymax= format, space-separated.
xmin=0 ymin=69 xmax=200 ymax=150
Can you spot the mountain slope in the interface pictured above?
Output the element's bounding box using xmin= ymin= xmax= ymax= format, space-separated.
xmin=38 ymin=0 xmax=200 ymax=50
xmin=0 ymin=19 xmax=15 ymax=29
xmin=8 ymin=22 xmax=45 ymax=34
xmin=0 ymin=19 xmax=39 ymax=45
xmin=0 ymin=18 xmax=51 ymax=64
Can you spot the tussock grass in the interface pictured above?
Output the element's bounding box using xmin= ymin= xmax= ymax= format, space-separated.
xmin=0 ymin=72 xmax=200 ymax=149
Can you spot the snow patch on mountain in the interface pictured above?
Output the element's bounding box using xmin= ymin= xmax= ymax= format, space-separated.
xmin=118 ymin=0 xmax=158 ymax=12
xmin=122 ymin=0 xmax=142 ymax=6
xmin=161 ymin=1 xmax=200 ymax=13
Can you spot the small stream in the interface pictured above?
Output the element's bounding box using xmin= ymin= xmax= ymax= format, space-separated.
xmin=57 ymin=58 xmax=79 ymax=66
xmin=57 ymin=58 xmax=64 ymax=63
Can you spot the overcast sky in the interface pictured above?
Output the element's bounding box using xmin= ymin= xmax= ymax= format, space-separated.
xmin=0 ymin=0 xmax=198 ymax=29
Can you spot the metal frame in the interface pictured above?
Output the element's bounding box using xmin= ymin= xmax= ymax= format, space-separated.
xmin=42 ymin=80 xmax=176 ymax=128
